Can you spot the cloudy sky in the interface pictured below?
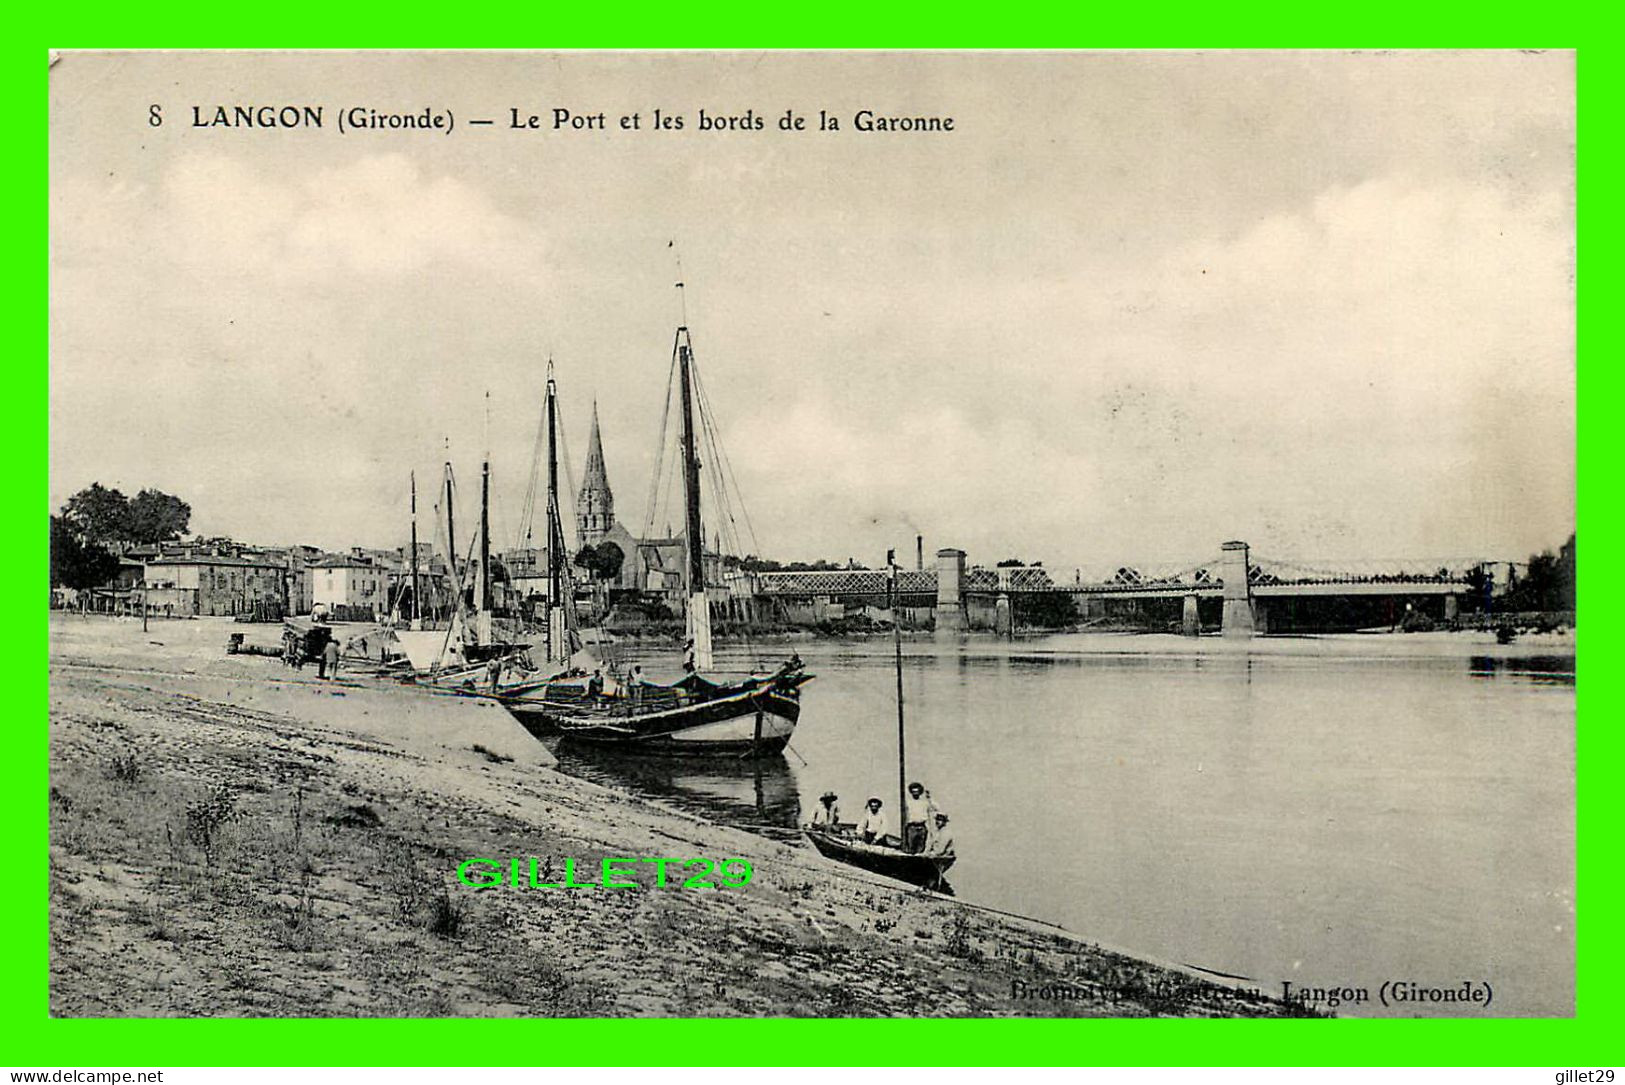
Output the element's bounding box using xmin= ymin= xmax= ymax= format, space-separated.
xmin=49 ymin=51 xmax=1574 ymax=573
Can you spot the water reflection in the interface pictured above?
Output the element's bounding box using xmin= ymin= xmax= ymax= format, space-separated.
xmin=1468 ymin=655 xmax=1576 ymax=684
xmin=536 ymin=634 xmax=1574 ymax=1015
xmin=549 ymin=745 xmax=804 ymax=839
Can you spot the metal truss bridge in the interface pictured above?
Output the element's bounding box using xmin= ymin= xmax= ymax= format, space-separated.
xmin=753 ymin=554 xmax=1505 ymax=600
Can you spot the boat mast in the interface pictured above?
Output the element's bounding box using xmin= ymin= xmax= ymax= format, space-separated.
xmin=443 ymin=457 xmax=457 ymax=621
xmin=545 ymin=366 xmax=568 ymax=665
xmin=409 ymin=471 xmax=421 ymax=629
xmin=477 ymin=456 xmax=493 ymax=646
xmin=677 ymin=327 xmax=713 ymax=671
xmin=891 ymin=550 xmax=907 ymax=842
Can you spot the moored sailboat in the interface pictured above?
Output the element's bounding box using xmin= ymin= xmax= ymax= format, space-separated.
xmin=493 ymin=323 xmax=813 ymax=756
xmin=398 ymin=445 xmax=531 ymax=681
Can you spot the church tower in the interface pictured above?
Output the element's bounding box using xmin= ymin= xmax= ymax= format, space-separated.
xmin=577 ymin=402 xmax=614 ymax=547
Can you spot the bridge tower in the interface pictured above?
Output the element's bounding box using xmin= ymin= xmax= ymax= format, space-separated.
xmin=934 ymin=548 xmax=966 ymax=635
xmin=1219 ymin=540 xmax=1256 ymax=638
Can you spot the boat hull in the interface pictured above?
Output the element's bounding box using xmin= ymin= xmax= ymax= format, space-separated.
xmin=804 ymin=829 xmax=955 ymax=887
xmin=501 ymin=678 xmax=806 ymax=758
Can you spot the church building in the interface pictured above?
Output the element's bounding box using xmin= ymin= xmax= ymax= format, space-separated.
xmin=575 ymin=404 xmax=688 ymax=594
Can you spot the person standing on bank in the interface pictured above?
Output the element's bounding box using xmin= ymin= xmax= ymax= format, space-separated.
xmin=904 ymin=781 xmax=938 ymax=854
xmin=320 ymin=636 xmax=340 ymax=681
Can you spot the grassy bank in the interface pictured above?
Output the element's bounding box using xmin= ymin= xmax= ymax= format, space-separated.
xmin=48 ymin=615 xmax=1303 ymax=1018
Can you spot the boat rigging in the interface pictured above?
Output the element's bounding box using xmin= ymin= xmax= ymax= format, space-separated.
xmin=489 ymin=301 xmax=813 ymax=756
xmin=805 ymin=549 xmax=954 ymax=889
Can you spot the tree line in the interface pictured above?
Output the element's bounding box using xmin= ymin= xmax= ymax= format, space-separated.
xmin=1504 ymin=532 xmax=1576 ymax=613
xmin=721 ymin=555 xmax=871 ymax=573
xmin=50 ymin=484 xmax=192 ymax=593
xmin=1463 ymin=532 xmax=1576 ymax=614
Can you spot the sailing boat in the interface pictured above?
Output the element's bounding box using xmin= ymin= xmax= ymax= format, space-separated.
xmin=470 ymin=365 xmax=584 ymax=701
xmin=493 ymin=326 xmax=812 ymax=756
xmin=805 ymin=551 xmax=954 ymax=887
xmin=397 ymin=450 xmax=529 ymax=678
xmin=393 ymin=461 xmax=464 ymax=671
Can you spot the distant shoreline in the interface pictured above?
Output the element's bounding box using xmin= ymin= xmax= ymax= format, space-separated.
xmin=52 ymin=607 xmax=1577 ymax=649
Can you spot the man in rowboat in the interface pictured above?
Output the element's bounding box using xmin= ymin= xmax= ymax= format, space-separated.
xmin=903 ymin=781 xmax=939 ymax=854
xmin=925 ymin=812 xmax=955 ymax=858
xmin=856 ymin=797 xmax=889 ymax=845
xmin=809 ymin=791 xmax=841 ymax=831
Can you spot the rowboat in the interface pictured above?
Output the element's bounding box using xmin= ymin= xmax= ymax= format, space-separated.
xmin=804 ymin=552 xmax=954 ymax=887
xmin=804 ymin=827 xmax=955 ymax=888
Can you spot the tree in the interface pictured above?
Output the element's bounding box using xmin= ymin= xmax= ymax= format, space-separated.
xmin=595 ymin=541 xmax=625 ymax=582
xmin=1502 ymin=533 xmax=1578 ymax=613
xmin=62 ymin=483 xmax=130 ymax=546
xmin=996 ymin=558 xmax=1027 ymax=568
xmin=1557 ymin=533 xmax=1576 ymax=611
xmin=126 ymin=489 xmax=191 ymax=544
xmin=59 ymin=483 xmax=193 ymax=550
xmin=50 ymin=515 xmax=120 ymax=593
xmin=573 ymin=541 xmax=625 ymax=582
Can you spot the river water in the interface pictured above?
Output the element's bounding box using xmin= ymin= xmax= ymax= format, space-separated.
xmin=548 ymin=631 xmax=1575 ymax=1017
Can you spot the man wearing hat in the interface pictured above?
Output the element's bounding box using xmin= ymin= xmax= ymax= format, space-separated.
xmin=809 ymin=791 xmax=841 ymax=831
xmin=925 ymin=812 xmax=955 ymax=858
xmin=903 ymin=781 xmax=939 ymax=854
xmin=856 ymin=797 xmax=889 ymax=845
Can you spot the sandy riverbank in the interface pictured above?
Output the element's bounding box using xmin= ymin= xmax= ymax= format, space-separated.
xmin=48 ymin=613 xmax=1304 ymax=1018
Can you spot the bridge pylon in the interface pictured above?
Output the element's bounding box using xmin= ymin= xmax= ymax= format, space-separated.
xmin=934 ymin=548 xmax=967 ymax=636
xmin=1182 ymin=593 xmax=1201 ymax=636
xmin=1220 ymin=540 xmax=1255 ymax=638
xmin=995 ymin=593 xmax=1013 ymax=638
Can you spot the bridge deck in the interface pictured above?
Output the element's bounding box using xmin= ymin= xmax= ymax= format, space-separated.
xmin=1062 ymin=581 xmax=1468 ymax=600
xmin=754 ymin=574 xmax=1470 ymax=598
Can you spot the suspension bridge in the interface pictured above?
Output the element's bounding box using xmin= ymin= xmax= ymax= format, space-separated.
xmin=747 ymin=541 xmax=1517 ymax=637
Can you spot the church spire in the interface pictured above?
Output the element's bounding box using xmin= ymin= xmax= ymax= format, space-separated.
xmin=577 ymin=400 xmax=614 ymax=546
xmin=583 ymin=401 xmax=609 ymax=493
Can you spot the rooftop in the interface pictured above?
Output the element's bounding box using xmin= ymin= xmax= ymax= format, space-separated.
xmin=145 ymin=555 xmax=283 ymax=569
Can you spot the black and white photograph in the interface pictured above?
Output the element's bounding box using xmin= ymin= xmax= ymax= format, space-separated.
xmin=47 ymin=49 xmax=1575 ymax=1019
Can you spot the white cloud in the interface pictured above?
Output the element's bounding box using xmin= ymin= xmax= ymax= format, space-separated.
xmin=1155 ymin=173 xmax=1573 ymax=395
xmin=57 ymin=150 xmax=552 ymax=291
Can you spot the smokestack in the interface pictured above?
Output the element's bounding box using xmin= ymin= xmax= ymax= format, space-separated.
xmin=916 ymin=535 xmax=923 ymax=571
